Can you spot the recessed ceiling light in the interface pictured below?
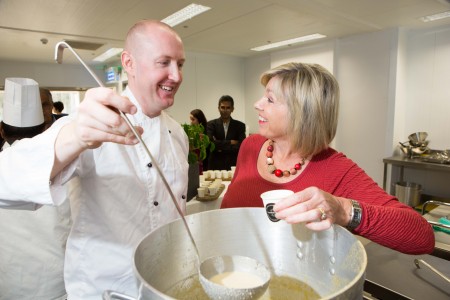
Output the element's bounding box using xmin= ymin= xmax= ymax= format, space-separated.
xmin=161 ymin=3 xmax=211 ymax=27
xmin=93 ymin=48 xmax=123 ymax=62
xmin=251 ymin=34 xmax=326 ymax=51
xmin=419 ymin=10 xmax=450 ymax=22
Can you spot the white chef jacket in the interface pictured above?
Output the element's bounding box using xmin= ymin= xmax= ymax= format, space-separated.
xmin=0 ymin=120 xmax=67 ymax=210
xmin=0 ymin=87 xmax=189 ymax=300
xmin=0 ymin=142 xmax=71 ymax=300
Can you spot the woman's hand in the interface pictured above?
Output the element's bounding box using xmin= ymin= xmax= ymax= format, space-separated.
xmin=273 ymin=186 xmax=352 ymax=231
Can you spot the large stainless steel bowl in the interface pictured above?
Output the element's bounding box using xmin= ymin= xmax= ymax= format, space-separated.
xmin=105 ymin=208 xmax=367 ymax=300
xmin=408 ymin=132 xmax=428 ymax=144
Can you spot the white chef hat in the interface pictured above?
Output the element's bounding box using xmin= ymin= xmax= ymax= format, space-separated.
xmin=2 ymin=78 xmax=44 ymax=127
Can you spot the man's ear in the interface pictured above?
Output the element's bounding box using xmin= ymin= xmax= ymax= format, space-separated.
xmin=121 ymin=51 xmax=134 ymax=76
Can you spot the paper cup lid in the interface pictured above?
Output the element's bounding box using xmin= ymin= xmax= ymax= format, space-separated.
xmin=3 ymin=78 xmax=44 ymax=127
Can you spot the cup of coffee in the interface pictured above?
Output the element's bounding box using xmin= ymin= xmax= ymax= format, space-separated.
xmin=197 ymin=187 xmax=207 ymax=198
xmin=260 ymin=190 xmax=294 ymax=222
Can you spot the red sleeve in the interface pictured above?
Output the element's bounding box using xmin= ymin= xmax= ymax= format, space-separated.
xmin=318 ymin=152 xmax=435 ymax=255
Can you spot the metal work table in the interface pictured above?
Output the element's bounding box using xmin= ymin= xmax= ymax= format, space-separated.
xmin=363 ymin=238 xmax=450 ymax=299
xmin=382 ymin=156 xmax=450 ymax=192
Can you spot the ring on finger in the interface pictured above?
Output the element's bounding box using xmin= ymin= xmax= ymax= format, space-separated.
xmin=317 ymin=207 xmax=327 ymax=221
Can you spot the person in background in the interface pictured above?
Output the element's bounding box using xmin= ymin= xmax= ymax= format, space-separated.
xmin=40 ymin=88 xmax=56 ymax=128
xmin=221 ymin=62 xmax=434 ymax=255
xmin=0 ymin=20 xmax=188 ymax=300
xmin=206 ymin=95 xmax=246 ymax=170
xmin=190 ymin=108 xmax=209 ymax=171
xmin=52 ymin=100 xmax=68 ymax=120
xmin=0 ymin=78 xmax=71 ymax=300
xmin=190 ymin=108 xmax=207 ymax=129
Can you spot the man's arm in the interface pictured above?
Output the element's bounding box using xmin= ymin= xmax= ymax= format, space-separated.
xmin=0 ymin=87 xmax=142 ymax=206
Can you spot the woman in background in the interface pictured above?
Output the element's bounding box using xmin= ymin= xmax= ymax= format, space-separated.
xmin=190 ymin=109 xmax=207 ymax=129
xmin=190 ymin=109 xmax=209 ymax=171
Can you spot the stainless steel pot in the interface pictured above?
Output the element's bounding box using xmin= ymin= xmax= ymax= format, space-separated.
xmin=395 ymin=182 xmax=422 ymax=207
xmin=104 ymin=208 xmax=367 ymax=300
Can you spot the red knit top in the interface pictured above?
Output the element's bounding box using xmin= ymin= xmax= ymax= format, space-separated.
xmin=221 ymin=134 xmax=435 ymax=254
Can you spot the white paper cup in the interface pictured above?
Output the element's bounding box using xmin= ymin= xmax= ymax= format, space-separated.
xmin=197 ymin=187 xmax=207 ymax=198
xmin=215 ymin=170 xmax=222 ymax=179
xmin=208 ymin=186 xmax=218 ymax=196
xmin=260 ymin=190 xmax=294 ymax=222
xmin=231 ymin=166 xmax=236 ymax=172
xmin=222 ymin=170 xmax=229 ymax=179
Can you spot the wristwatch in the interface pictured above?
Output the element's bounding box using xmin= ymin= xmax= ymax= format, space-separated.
xmin=347 ymin=199 xmax=362 ymax=230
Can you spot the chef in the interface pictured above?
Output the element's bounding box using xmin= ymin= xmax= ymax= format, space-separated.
xmin=0 ymin=78 xmax=71 ymax=300
xmin=0 ymin=20 xmax=189 ymax=299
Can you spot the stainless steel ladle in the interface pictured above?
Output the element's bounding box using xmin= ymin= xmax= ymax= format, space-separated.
xmin=55 ymin=41 xmax=270 ymax=300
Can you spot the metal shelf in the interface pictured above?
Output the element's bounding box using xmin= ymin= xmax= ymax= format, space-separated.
xmin=383 ymin=156 xmax=450 ymax=192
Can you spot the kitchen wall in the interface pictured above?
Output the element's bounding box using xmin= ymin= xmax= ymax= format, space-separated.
xmin=244 ymin=24 xmax=450 ymax=198
xmin=0 ymin=52 xmax=247 ymax=131
xmin=168 ymin=52 xmax=246 ymax=128
xmin=0 ymin=60 xmax=101 ymax=88
xmin=244 ymin=30 xmax=396 ymax=186
xmin=1 ymin=24 xmax=449 ymax=197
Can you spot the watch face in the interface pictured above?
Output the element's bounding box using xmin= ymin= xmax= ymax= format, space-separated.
xmin=347 ymin=200 xmax=362 ymax=230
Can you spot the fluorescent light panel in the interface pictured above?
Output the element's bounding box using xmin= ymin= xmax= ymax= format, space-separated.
xmin=93 ymin=48 xmax=123 ymax=62
xmin=93 ymin=4 xmax=211 ymax=62
xmin=251 ymin=34 xmax=326 ymax=51
xmin=161 ymin=3 xmax=211 ymax=27
xmin=420 ymin=10 xmax=450 ymax=22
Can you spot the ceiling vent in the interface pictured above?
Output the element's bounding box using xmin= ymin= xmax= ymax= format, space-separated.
xmin=64 ymin=40 xmax=104 ymax=51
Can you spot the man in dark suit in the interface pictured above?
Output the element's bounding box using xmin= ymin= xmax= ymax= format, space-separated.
xmin=206 ymin=95 xmax=246 ymax=170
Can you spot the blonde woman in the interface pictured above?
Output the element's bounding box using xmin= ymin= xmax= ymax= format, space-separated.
xmin=221 ymin=62 xmax=434 ymax=255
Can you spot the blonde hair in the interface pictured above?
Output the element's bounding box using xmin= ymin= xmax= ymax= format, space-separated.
xmin=260 ymin=62 xmax=339 ymax=157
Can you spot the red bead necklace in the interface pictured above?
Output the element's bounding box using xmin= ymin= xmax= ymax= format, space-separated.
xmin=266 ymin=140 xmax=304 ymax=177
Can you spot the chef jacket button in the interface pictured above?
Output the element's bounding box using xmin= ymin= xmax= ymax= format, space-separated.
xmin=182 ymin=195 xmax=186 ymax=199
xmin=168 ymin=130 xmax=172 ymax=134
xmin=147 ymin=162 xmax=152 ymax=168
xmin=153 ymin=201 xmax=159 ymax=206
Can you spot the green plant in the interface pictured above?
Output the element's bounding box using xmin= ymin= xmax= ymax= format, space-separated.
xmin=182 ymin=123 xmax=215 ymax=164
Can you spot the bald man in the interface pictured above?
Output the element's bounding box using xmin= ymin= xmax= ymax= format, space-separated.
xmin=0 ymin=20 xmax=188 ymax=299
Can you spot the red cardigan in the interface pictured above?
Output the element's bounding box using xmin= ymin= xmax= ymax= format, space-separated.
xmin=221 ymin=134 xmax=435 ymax=255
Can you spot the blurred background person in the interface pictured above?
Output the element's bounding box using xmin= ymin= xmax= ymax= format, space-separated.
xmin=52 ymin=100 xmax=68 ymax=120
xmin=40 ymin=88 xmax=56 ymax=129
xmin=189 ymin=108 xmax=209 ymax=171
xmin=0 ymin=78 xmax=71 ymax=300
xmin=206 ymin=95 xmax=246 ymax=170
xmin=189 ymin=108 xmax=207 ymax=129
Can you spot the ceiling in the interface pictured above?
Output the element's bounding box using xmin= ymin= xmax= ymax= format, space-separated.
xmin=1 ymin=0 xmax=450 ymax=66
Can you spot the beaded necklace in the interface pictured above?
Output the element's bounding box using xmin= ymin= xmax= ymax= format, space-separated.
xmin=266 ymin=140 xmax=305 ymax=177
